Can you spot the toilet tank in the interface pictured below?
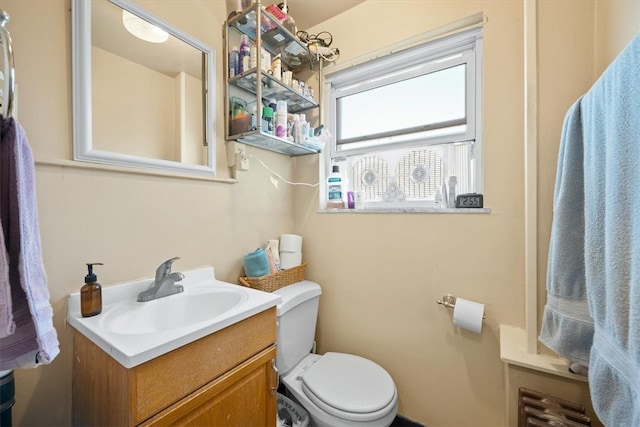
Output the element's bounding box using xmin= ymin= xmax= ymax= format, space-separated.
xmin=273 ymin=281 xmax=322 ymax=374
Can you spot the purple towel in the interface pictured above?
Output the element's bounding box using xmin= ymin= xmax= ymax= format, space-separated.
xmin=0 ymin=231 xmax=12 ymax=338
xmin=0 ymin=116 xmax=59 ymax=369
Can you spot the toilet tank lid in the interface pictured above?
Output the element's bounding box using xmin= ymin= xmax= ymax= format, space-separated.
xmin=273 ymin=280 xmax=321 ymax=316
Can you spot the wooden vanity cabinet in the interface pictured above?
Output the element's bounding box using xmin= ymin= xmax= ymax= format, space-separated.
xmin=72 ymin=307 xmax=277 ymax=426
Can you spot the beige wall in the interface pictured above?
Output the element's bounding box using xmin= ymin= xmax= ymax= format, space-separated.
xmin=93 ymin=47 xmax=205 ymax=164
xmin=296 ymin=0 xmax=636 ymax=426
xmin=4 ymin=0 xmax=639 ymax=426
xmin=6 ymin=1 xmax=297 ymax=425
xmin=296 ymin=1 xmax=524 ymax=425
xmin=595 ymin=0 xmax=640 ymax=76
xmin=92 ymin=46 xmax=176 ymax=160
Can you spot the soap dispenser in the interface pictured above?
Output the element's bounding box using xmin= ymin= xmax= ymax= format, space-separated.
xmin=81 ymin=263 xmax=103 ymax=317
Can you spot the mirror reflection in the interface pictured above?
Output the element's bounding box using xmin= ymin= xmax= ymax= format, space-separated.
xmin=73 ymin=0 xmax=216 ymax=176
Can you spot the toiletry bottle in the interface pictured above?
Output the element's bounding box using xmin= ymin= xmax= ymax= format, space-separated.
xmin=250 ymin=104 xmax=257 ymax=130
xmin=269 ymin=99 xmax=278 ymax=134
xmin=434 ymin=187 xmax=442 ymax=209
xmin=447 ymin=176 xmax=458 ymax=208
xmin=326 ymin=165 xmax=345 ymax=209
xmin=298 ymin=114 xmax=307 ymax=143
xmin=441 ymin=180 xmax=448 ymax=208
xmin=278 ymin=3 xmax=297 ymax=34
xmin=239 ymin=35 xmax=251 ymax=73
xmin=354 ymin=191 xmax=365 ymax=209
xmin=262 ymin=106 xmax=274 ymax=134
xmin=271 ymin=54 xmax=282 ymax=81
xmin=276 ymin=100 xmax=287 ymax=138
xmin=261 ymin=48 xmax=271 ymax=72
xmin=290 ymin=114 xmax=299 ymax=142
xmin=250 ymin=45 xmax=257 ymax=69
xmin=81 ymin=263 xmax=104 ymax=317
xmin=229 ymin=45 xmax=239 ymax=78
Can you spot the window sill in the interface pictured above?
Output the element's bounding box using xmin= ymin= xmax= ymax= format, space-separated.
xmin=499 ymin=325 xmax=587 ymax=382
xmin=317 ymin=207 xmax=491 ymax=214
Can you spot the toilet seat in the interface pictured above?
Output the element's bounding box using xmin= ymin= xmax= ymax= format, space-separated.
xmin=301 ymin=352 xmax=397 ymax=422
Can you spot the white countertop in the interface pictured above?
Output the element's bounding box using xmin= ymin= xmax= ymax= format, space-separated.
xmin=67 ymin=266 xmax=281 ymax=368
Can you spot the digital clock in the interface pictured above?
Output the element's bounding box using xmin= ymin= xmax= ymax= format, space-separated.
xmin=455 ymin=193 xmax=484 ymax=208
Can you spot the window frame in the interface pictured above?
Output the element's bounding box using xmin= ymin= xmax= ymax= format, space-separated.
xmin=322 ymin=27 xmax=483 ymax=208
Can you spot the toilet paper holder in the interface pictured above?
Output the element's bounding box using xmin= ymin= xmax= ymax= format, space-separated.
xmin=437 ymin=294 xmax=486 ymax=319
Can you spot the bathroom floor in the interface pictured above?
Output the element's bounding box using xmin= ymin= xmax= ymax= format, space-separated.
xmin=390 ymin=415 xmax=424 ymax=426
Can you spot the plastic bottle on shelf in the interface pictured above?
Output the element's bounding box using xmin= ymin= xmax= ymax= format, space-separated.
xmin=250 ymin=104 xmax=257 ymax=130
xmin=271 ymin=54 xmax=282 ymax=81
xmin=448 ymin=176 xmax=458 ymax=208
xmin=229 ymin=45 xmax=239 ymax=78
xmin=239 ymin=34 xmax=251 ymax=73
xmin=298 ymin=114 xmax=308 ymax=143
xmin=291 ymin=114 xmax=300 ymax=143
xmin=278 ymin=3 xmax=297 ymax=35
xmin=326 ymin=165 xmax=345 ymax=209
xmin=434 ymin=187 xmax=442 ymax=209
xmin=262 ymin=106 xmax=274 ymax=134
xmin=275 ymin=100 xmax=287 ymax=138
xmin=268 ymin=99 xmax=277 ymax=134
xmin=261 ymin=48 xmax=271 ymax=72
xmin=250 ymin=45 xmax=257 ymax=69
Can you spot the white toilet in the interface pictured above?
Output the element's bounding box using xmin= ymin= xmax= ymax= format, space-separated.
xmin=274 ymin=281 xmax=398 ymax=427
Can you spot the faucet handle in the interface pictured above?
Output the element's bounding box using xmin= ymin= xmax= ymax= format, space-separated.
xmin=155 ymin=256 xmax=180 ymax=281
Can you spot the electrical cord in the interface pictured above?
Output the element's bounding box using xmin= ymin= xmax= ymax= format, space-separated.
xmin=253 ymin=155 xmax=319 ymax=187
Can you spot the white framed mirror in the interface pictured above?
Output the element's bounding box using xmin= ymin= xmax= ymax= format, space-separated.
xmin=72 ymin=0 xmax=216 ymax=176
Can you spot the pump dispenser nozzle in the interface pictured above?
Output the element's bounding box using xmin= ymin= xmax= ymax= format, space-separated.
xmin=85 ymin=263 xmax=103 ymax=283
xmin=81 ymin=263 xmax=104 ymax=317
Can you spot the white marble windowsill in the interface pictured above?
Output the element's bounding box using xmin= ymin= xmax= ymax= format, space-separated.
xmin=318 ymin=207 xmax=491 ymax=214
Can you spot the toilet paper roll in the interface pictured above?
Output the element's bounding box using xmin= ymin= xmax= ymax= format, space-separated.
xmin=279 ymin=251 xmax=302 ymax=269
xmin=452 ymin=298 xmax=484 ymax=334
xmin=280 ymin=234 xmax=303 ymax=253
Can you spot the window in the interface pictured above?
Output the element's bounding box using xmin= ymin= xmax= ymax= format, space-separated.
xmin=323 ymin=27 xmax=483 ymax=209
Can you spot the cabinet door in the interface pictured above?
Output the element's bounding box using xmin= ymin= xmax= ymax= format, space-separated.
xmin=141 ymin=345 xmax=277 ymax=427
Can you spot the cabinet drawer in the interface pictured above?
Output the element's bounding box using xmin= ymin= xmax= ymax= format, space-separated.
xmin=140 ymin=345 xmax=277 ymax=426
xmin=133 ymin=307 xmax=276 ymax=424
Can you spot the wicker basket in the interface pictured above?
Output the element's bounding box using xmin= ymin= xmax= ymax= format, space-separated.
xmin=239 ymin=263 xmax=307 ymax=292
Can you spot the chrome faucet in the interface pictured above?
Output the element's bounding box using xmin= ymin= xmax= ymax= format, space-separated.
xmin=137 ymin=257 xmax=185 ymax=302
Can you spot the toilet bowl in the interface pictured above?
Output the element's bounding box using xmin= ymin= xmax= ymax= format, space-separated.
xmin=274 ymin=281 xmax=398 ymax=427
xmin=282 ymin=353 xmax=398 ymax=427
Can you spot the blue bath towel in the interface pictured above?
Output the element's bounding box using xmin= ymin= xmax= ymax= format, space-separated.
xmin=539 ymin=98 xmax=594 ymax=367
xmin=579 ymin=34 xmax=640 ymax=426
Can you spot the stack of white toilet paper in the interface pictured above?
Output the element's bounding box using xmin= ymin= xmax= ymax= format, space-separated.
xmin=279 ymin=234 xmax=303 ymax=269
